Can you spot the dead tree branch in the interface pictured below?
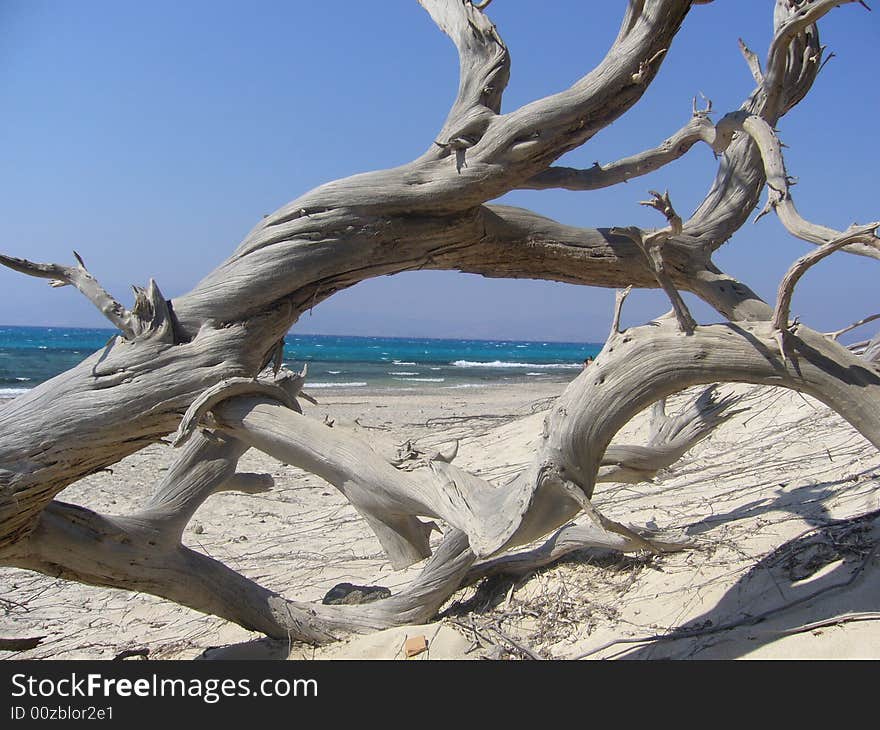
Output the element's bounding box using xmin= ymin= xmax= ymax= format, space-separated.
xmin=773 ymin=224 xmax=880 ymax=334
xmin=0 ymin=1 xmax=877 ymax=650
xmin=827 ymin=313 xmax=880 ymax=341
xmin=0 ymin=252 xmax=141 ymax=338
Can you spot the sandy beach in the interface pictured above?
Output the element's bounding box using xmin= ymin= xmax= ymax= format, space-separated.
xmin=2 ymin=378 xmax=879 ymax=660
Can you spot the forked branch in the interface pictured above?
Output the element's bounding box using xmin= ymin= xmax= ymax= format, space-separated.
xmin=612 ymin=191 xmax=696 ymax=334
xmin=764 ymin=0 xmax=865 ymax=113
xmin=599 ymin=385 xmax=745 ymax=484
xmin=0 ymin=251 xmax=137 ymax=338
xmin=828 ymin=313 xmax=880 ymax=341
xmin=736 ymin=113 xmax=880 ymax=260
xmin=1 ymin=0 xmax=878 ymax=655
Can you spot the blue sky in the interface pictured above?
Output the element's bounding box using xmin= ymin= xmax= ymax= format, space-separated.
xmin=0 ymin=1 xmax=877 ymax=343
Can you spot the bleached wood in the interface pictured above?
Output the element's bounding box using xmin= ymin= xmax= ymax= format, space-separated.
xmin=772 ymin=225 xmax=880 ymax=333
xmin=863 ymin=331 xmax=880 ymax=364
xmin=828 ymin=314 xmax=880 ymax=342
xmin=519 ymin=115 xmax=718 ymax=191
xmin=599 ymin=385 xmax=744 ymax=483
xmin=211 ymin=396 xmax=531 ymax=566
xmin=0 ymin=0 xmax=877 ymax=648
xmin=464 ymin=522 xmax=692 ymax=586
xmin=738 ymin=38 xmax=764 ymax=84
xmin=0 ymin=252 xmax=139 ymax=338
xmin=736 ymin=113 xmax=880 ymax=259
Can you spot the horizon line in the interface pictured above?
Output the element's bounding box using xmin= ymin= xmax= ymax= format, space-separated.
xmin=0 ymin=323 xmax=603 ymax=347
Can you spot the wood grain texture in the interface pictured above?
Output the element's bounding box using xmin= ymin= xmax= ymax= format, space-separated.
xmin=1 ymin=1 xmax=876 ymax=646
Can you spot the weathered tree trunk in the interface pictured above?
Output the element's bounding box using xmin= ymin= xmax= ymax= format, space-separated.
xmin=1 ymin=0 xmax=877 ymax=648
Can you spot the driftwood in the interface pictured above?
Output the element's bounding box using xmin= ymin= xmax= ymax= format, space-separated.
xmin=1 ymin=1 xmax=878 ymax=648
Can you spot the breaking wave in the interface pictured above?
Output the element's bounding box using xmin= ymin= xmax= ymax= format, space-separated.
xmin=450 ymin=360 xmax=579 ymax=369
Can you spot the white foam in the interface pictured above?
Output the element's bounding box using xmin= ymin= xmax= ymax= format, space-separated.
xmin=450 ymin=360 xmax=578 ymax=369
xmin=306 ymin=382 xmax=368 ymax=388
xmin=0 ymin=387 xmax=30 ymax=397
xmin=392 ymin=360 xmax=416 ymax=365
xmin=389 ymin=371 xmax=419 ymax=376
xmin=393 ymin=377 xmax=444 ymax=383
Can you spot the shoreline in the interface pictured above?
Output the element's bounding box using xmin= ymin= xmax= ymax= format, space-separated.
xmin=0 ymin=373 xmax=580 ymax=404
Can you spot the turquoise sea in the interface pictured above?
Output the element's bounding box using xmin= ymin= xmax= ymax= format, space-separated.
xmin=0 ymin=325 xmax=601 ymax=396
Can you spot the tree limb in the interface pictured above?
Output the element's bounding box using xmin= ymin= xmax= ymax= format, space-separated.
xmin=764 ymin=0 xmax=863 ymax=115
xmin=518 ymin=114 xmax=717 ymax=191
xmin=419 ymin=0 xmax=510 ymax=169
xmin=735 ymin=113 xmax=880 ymax=259
xmin=738 ymin=37 xmax=764 ymax=84
xmin=463 ymin=521 xmax=691 ymax=587
xmin=827 ymin=313 xmax=880 ymax=341
xmin=599 ymin=385 xmax=745 ymax=483
xmin=773 ymin=224 xmax=880 ymax=334
xmin=1 ymin=1 xmax=877 ymax=651
xmin=0 ymin=251 xmax=139 ymax=338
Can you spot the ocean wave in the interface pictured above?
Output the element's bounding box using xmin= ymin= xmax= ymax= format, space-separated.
xmin=450 ymin=360 xmax=579 ymax=369
xmin=392 ymin=377 xmax=444 ymax=382
xmin=392 ymin=360 xmax=417 ymax=365
xmin=306 ymin=382 xmax=368 ymax=388
xmin=0 ymin=387 xmax=30 ymax=397
xmin=389 ymin=371 xmax=419 ymax=376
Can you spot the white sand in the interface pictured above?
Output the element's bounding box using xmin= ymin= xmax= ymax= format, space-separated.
xmin=2 ymin=380 xmax=879 ymax=660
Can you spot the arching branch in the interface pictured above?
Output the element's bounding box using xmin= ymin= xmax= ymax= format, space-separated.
xmin=773 ymin=225 xmax=880 ymax=333
xmin=1 ymin=1 xmax=877 ymax=654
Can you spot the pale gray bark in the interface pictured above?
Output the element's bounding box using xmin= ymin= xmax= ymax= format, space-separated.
xmin=1 ymin=0 xmax=877 ymax=649
xmin=599 ymin=385 xmax=744 ymax=484
xmin=464 ymin=522 xmax=692 ymax=586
